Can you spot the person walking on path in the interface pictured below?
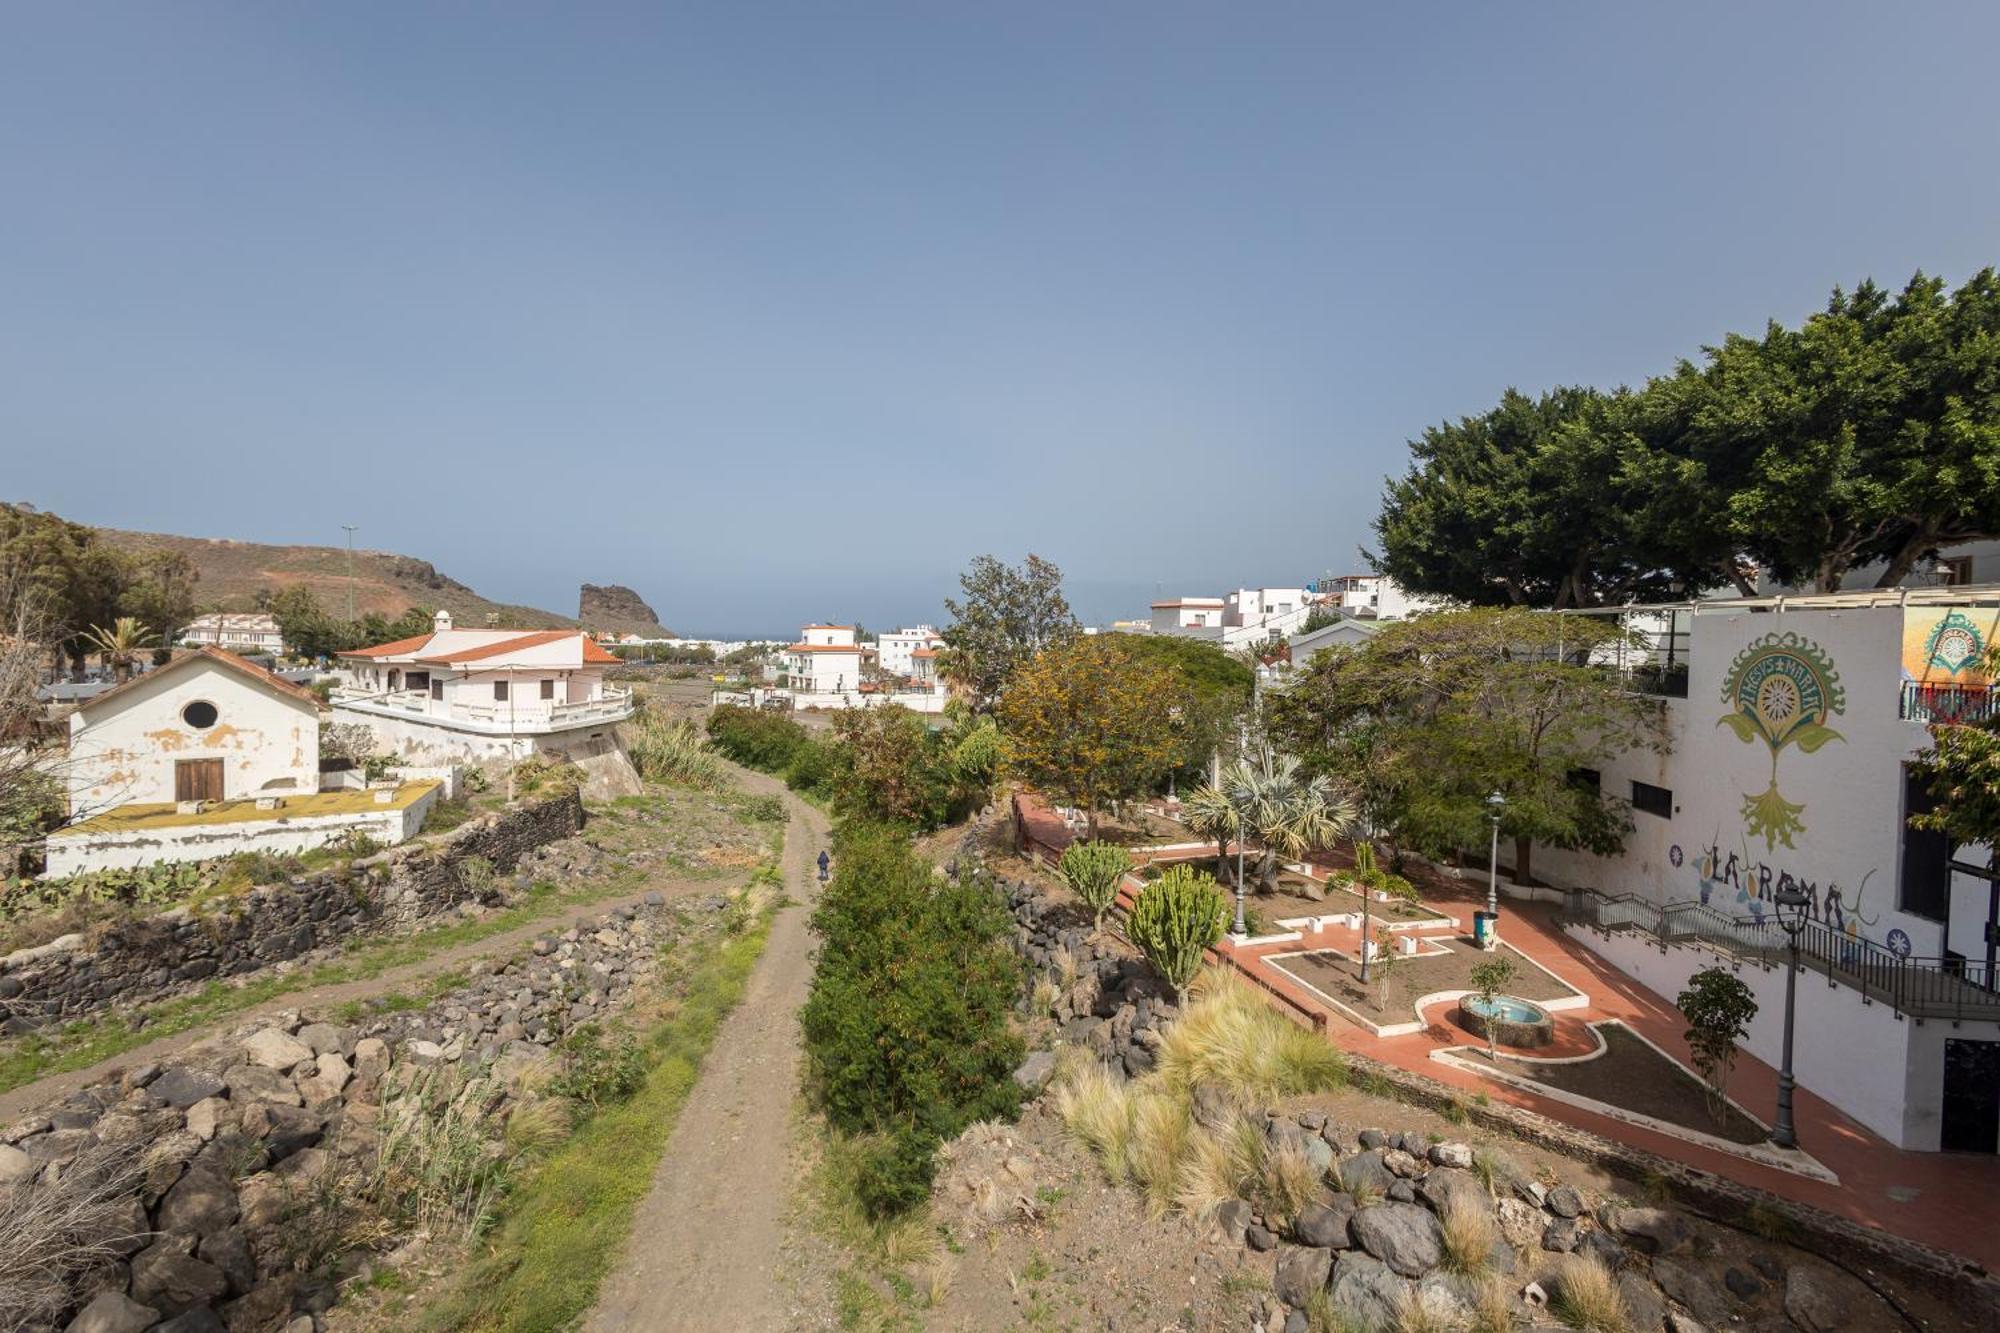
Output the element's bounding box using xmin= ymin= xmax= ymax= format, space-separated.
xmin=817 ymin=848 xmax=831 ymax=883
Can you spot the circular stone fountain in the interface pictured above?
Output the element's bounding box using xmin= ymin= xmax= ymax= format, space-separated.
xmin=1456 ymin=994 xmax=1555 ymax=1049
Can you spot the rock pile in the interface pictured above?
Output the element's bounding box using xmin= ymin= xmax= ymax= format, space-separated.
xmin=1220 ymin=1110 xmax=1886 ymax=1333
xmin=4 ymin=893 xmax=694 ymax=1333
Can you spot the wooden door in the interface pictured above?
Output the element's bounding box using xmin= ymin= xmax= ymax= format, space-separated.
xmin=175 ymin=758 xmax=224 ymax=803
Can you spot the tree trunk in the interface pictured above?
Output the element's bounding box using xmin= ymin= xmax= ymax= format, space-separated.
xmin=1874 ymin=530 xmax=1940 ymax=590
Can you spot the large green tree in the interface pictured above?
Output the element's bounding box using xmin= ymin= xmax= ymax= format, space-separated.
xmin=1110 ymin=631 xmax=1254 ymax=779
xmin=940 ymin=553 xmax=1078 ymax=710
xmin=1265 ymin=607 xmax=1666 ymax=883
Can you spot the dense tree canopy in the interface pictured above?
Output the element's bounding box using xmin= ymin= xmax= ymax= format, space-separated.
xmin=1374 ymin=269 xmax=2000 ymax=603
xmin=939 ymin=553 xmax=1078 ymax=709
xmin=1110 ymin=631 xmax=1254 ymax=777
xmin=1265 ymin=607 xmax=1666 ymax=881
xmin=0 ymin=505 xmax=199 ymax=671
xmin=270 ymin=586 xmax=434 ymax=660
xmin=998 ymin=634 xmax=1189 ymax=830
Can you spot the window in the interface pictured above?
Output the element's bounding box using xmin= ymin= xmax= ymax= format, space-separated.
xmin=1900 ymin=765 xmax=1952 ymax=922
xmin=430 ymin=680 xmax=443 ymax=701
xmin=540 ymin=679 xmax=555 ymax=700
xmin=1941 ymin=555 xmax=1975 ymax=586
xmin=181 ymin=700 xmax=218 ymax=730
xmin=1630 ymin=780 xmax=1673 ymax=819
xmin=405 ymin=671 xmax=429 ymax=692
xmin=1568 ymin=767 xmax=1602 ymax=793
xmin=493 ymin=681 xmax=509 ymax=702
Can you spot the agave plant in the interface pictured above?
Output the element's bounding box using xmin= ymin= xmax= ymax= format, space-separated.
xmin=1223 ymin=748 xmax=1355 ymax=896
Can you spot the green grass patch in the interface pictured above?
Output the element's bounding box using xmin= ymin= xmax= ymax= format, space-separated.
xmin=0 ymin=869 xmax=710 ymax=1095
xmin=415 ymin=906 xmax=776 ymax=1332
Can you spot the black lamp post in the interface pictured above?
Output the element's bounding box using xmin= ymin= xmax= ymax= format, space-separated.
xmin=1771 ymin=882 xmax=1812 ymax=1149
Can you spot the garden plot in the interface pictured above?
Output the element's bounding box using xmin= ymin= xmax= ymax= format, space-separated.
xmin=1266 ymin=937 xmax=1585 ymax=1036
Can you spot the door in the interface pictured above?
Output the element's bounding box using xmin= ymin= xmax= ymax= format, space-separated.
xmin=174 ymin=758 xmax=224 ymax=803
xmin=1941 ymin=1038 xmax=2000 ymax=1153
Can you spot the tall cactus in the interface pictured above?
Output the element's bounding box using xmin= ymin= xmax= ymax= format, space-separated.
xmin=1057 ymin=840 xmax=1132 ymax=927
xmin=1127 ymin=864 xmax=1229 ymax=998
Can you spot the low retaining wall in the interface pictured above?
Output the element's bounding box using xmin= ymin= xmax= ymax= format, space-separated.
xmin=0 ymin=791 xmax=584 ymax=1029
xmin=43 ymin=786 xmax=442 ymax=878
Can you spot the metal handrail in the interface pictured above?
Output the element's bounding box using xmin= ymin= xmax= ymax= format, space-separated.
xmin=1561 ymin=887 xmax=2000 ymax=1022
xmin=1900 ymin=679 xmax=2000 ymax=726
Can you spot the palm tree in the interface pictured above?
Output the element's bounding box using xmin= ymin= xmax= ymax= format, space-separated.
xmin=1181 ymin=781 xmax=1243 ymax=888
xmin=1226 ymin=748 xmax=1355 ymax=896
xmin=85 ymin=617 xmax=157 ymax=683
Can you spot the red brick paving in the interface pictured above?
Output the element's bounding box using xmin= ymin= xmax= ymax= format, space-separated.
xmin=1211 ymin=869 xmax=2000 ymax=1270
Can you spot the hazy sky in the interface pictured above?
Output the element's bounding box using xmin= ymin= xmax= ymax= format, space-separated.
xmin=5 ymin=4 xmax=1998 ymax=635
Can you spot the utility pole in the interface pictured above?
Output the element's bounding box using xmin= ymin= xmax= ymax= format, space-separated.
xmin=341 ymin=525 xmax=359 ymax=622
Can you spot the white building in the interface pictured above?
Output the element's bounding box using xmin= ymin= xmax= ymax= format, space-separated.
xmin=47 ymin=647 xmax=441 ymax=876
xmin=332 ymin=611 xmax=635 ymax=774
xmin=1284 ymin=615 xmax=1381 ymax=667
xmin=876 ymin=625 xmax=945 ymax=677
xmin=65 ymin=647 xmax=323 ymax=813
xmin=776 ymin=622 xmax=944 ymax=712
xmin=179 ymin=612 xmax=286 ymax=655
xmin=1519 ymin=589 xmax=2000 ymax=1153
xmin=1149 ymin=598 xmax=1226 ymax=634
xmin=1149 ymin=589 xmax=1317 ymax=648
xmin=1320 ymin=573 xmax=1440 ymax=621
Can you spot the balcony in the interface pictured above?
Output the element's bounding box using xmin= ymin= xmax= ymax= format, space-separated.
xmin=332 ymin=684 xmax=635 ymax=735
xmin=1900 ymin=679 xmax=2000 ymax=727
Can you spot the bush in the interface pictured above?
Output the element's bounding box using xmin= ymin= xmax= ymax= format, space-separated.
xmin=546 ymin=1023 xmax=649 ymax=1113
xmin=851 ymin=1129 xmax=939 ymax=1220
xmin=1127 ymin=864 xmax=1229 ymax=997
xmin=706 ymin=705 xmax=810 ymax=772
xmin=1677 ymin=967 xmax=1757 ymax=1123
xmin=1057 ymin=841 xmax=1131 ymax=926
xmin=800 ymin=823 xmax=1023 ymax=1213
xmin=783 ymin=735 xmax=847 ymax=801
xmin=831 ymin=705 xmax=954 ymax=829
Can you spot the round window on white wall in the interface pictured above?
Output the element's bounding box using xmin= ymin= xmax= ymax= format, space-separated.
xmin=182 ymin=700 xmax=219 ymax=729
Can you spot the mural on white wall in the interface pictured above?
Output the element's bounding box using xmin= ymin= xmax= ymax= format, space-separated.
xmin=1716 ymin=632 xmax=1846 ymax=851
xmin=1687 ymin=834 xmax=1884 ymax=949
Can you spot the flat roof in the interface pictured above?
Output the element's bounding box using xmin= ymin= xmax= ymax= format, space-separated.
xmin=56 ymin=780 xmax=442 ymax=836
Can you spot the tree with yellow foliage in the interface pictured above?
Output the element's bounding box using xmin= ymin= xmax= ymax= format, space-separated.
xmin=998 ymin=635 xmax=1189 ymax=836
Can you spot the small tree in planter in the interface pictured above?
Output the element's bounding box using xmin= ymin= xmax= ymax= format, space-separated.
xmin=1677 ymin=967 xmax=1758 ymax=1124
xmin=1467 ymin=955 xmax=1519 ymax=1060
xmin=1058 ymin=840 xmax=1132 ymax=929
xmin=1347 ymin=841 xmax=1420 ymax=984
xmin=1372 ymin=926 xmax=1402 ymax=1013
xmin=1127 ymin=864 xmax=1229 ymax=1000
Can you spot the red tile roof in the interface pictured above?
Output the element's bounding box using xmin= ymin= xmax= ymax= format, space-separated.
xmin=75 ymin=647 xmax=322 ymax=715
xmin=343 ymin=633 xmax=435 ymax=659
xmin=415 ymin=630 xmax=614 ymax=667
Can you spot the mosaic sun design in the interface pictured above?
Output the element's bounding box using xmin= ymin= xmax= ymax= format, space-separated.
xmin=1716 ymin=632 xmax=1845 ymax=850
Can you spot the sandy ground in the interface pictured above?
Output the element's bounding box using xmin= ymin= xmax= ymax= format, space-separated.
xmin=584 ymin=770 xmax=831 ymax=1332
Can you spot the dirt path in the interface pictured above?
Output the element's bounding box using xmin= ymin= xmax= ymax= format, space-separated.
xmin=0 ymin=868 xmax=747 ymax=1124
xmin=585 ymin=774 xmax=828 ymax=1333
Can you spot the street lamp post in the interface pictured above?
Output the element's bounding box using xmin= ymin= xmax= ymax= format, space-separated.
xmin=1484 ymin=791 xmax=1506 ymax=917
xmin=341 ymin=524 xmax=359 ymax=623
xmin=1771 ymin=882 xmax=1811 ymax=1149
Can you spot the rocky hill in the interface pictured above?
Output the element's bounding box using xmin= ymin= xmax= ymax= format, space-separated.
xmin=89 ymin=522 xmax=578 ymax=628
xmin=579 ymin=583 xmax=672 ymax=637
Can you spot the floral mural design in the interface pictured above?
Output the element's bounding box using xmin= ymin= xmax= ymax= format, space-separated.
xmin=1922 ymin=608 xmax=1985 ymax=674
xmin=1716 ymin=632 xmax=1845 ymax=850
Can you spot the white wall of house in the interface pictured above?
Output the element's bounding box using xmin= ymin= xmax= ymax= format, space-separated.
xmin=1150 ymin=600 xmax=1225 ymax=633
xmin=67 ymin=659 xmax=320 ymax=813
xmin=877 ymin=626 xmax=942 ymax=676
xmin=45 ymin=789 xmax=438 ymax=877
xmin=1530 ymin=602 xmax=1984 ymax=965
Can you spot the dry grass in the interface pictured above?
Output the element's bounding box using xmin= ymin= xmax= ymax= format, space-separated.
xmin=1125 ymin=1091 xmax=1193 ymax=1218
xmin=1171 ymin=1121 xmax=1249 ymax=1220
xmin=1052 ymin=1057 xmax=1135 ymax=1183
xmin=1154 ymin=973 xmax=1345 ymax=1103
xmin=1438 ymin=1194 xmax=1499 ymax=1275
xmin=1550 ymin=1254 xmax=1629 ymax=1333
xmin=1471 ymin=1277 xmax=1519 ymax=1333
xmin=1393 ymin=1285 xmax=1460 ymax=1333
xmin=0 ymin=1144 xmax=146 ymax=1333
xmin=1248 ymin=1137 xmax=1324 ymax=1228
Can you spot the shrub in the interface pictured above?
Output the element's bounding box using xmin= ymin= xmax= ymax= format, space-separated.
xmin=0 ymin=1143 xmax=145 ymax=1328
xmin=1057 ymin=841 xmax=1131 ymax=927
xmin=371 ymin=1068 xmax=513 ymax=1243
xmin=831 ymin=705 xmax=954 ymax=829
xmin=800 ymin=824 xmax=1023 ymax=1214
xmin=1126 ymin=864 xmax=1228 ymax=998
xmin=851 ymin=1129 xmax=939 ymax=1220
xmin=706 ymin=705 xmax=810 ymax=772
xmin=783 ymin=736 xmax=847 ymax=801
xmin=1677 ymin=967 xmax=1757 ymax=1124
xmin=546 ymin=1023 xmax=648 ymax=1112
xmin=1054 ymin=1058 xmax=1135 ymax=1181
xmin=1438 ymin=1194 xmax=1498 ymax=1275
xmin=1154 ymin=973 xmax=1344 ymax=1101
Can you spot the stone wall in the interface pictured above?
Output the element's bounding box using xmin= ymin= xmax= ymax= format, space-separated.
xmin=1 ymin=889 xmax=715 ymax=1332
xmin=0 ymin=791 xmax=585 ymax=1030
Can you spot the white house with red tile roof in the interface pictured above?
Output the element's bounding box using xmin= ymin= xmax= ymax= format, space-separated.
xmin=876 ymin=625 xmax=944 ymax=677
xmin=331 ymin=611 xmax=636 ymax=769
xmin=777 ymin=622 xmax=946 ymax=712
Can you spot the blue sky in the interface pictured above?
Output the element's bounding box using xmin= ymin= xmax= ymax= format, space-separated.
xmin=5 ymin=4 xmax=1997 ymax=635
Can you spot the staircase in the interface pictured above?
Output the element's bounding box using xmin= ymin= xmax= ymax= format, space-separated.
xmin=1562 ymin=889 xmax=2000 ymax=1023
